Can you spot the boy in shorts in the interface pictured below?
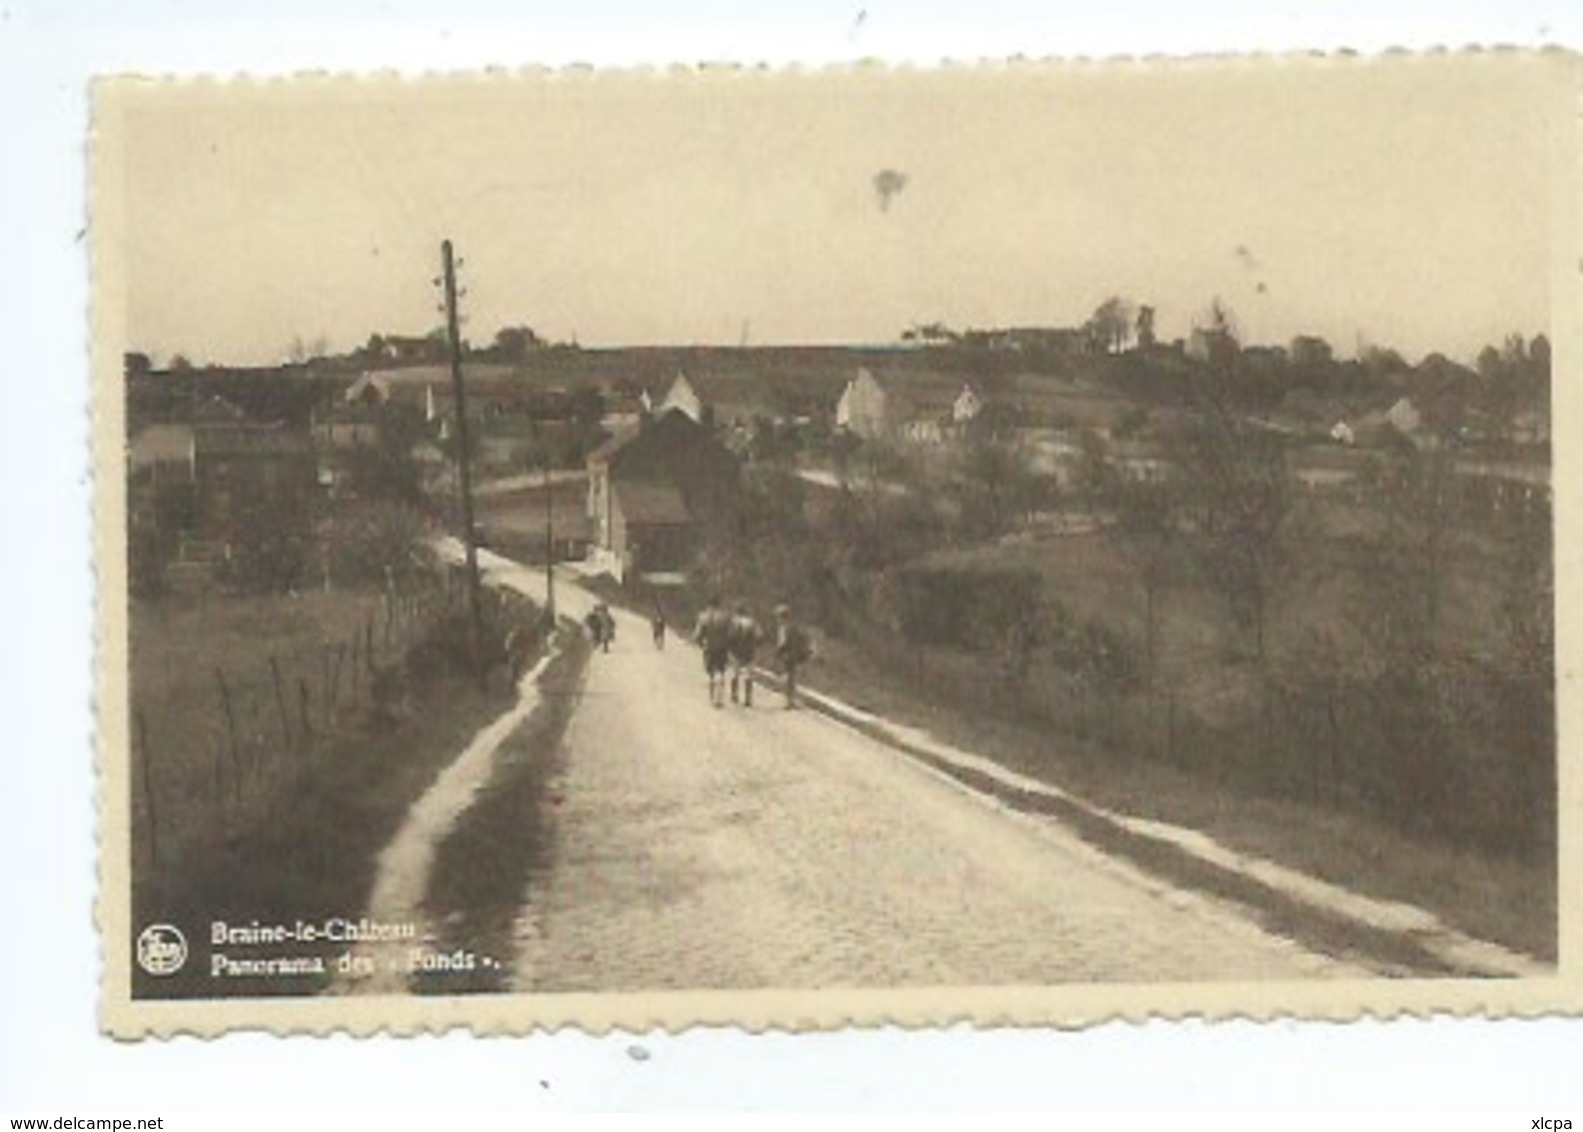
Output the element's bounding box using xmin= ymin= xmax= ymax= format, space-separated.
xmin=693 ymin=595 xmax=733 ymax=708
xmin=727 ymin=603 xmax=763 ymax=707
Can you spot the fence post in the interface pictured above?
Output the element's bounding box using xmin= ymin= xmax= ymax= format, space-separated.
xmin=1167 ymin=688 xmax=1177 ymax=764
xmin=214 ymin=668 xmax=241 ymax=791
xmin=321 ymin=649 xmax=333 ymax=729
xmin=269 ymin=655 xmax=292 ymax=751
xmin=298 ymin=678 xmax=314 ymax=748
xmin=329 ymin=643 xmax=346 ymax=728
xmin=214 ymin=741 xmax=227 ymax=817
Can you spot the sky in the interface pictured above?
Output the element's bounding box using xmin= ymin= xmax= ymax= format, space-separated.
xmin=108 ymin=54 xmax=1566 ymax=366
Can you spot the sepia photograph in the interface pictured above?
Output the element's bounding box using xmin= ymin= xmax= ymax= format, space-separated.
xmin=93 ymin=51 xmax=1578 ymax=1034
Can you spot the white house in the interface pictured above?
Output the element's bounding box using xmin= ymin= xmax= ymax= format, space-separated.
xmin=835 ymin=368 xmax=890 ymax=439
xmin=951 ymin=383 xmax=983 ymax=425
xmin=1385 ymin=397 xmax=1422 ymax=436
xmin=660 ymin=373 xmax=703 ymax=423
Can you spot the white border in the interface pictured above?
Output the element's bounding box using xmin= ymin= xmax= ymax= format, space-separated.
xmin=6 ymin=0 xmax=1583 ymax=1112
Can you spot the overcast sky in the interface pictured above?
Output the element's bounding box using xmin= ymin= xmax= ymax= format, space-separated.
xmin=108 ymin=54 xmax=1565 ymax=366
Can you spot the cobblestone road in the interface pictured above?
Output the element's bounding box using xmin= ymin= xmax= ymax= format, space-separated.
xmin=504 ymin=594 xmax=1372 ymax=991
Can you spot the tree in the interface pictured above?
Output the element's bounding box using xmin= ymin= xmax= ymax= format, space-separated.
xmin=956 ymin=431 xmax=1034 ymax=536
xmin=1075 ymin=427 xmax=1117 ymax=505
xmin=901 ymin=321 xmax=959 ymax=346
xmin=1357 ymin=445 xmax=1461 ymax=664
xmin=1360 ymin=345 xmax=1410 ymax=385
xmin=1084 ymin=296 xmax=1134 ymax=355
xmin=1528 ymin=333 xmax=1552 ymax=375
xmin=361 ymin=333 xmax=391 ymax=364
xmin=1476 ymin=344 xmax=1504 ymax=382
xmin=492 ymin=325 xmax=541 ymax=363
xmin=1190 ymin=298 xmax=1241 ymax=371
xmin=1289 ymin=334 xmax=1334 ymax=371
xmin=124 ymin=352 xmax=152 ymax=379
xmin=1170 ymin=401 xmax=1295 ymax=663
xmin=1135 ymin=305 xmax=1157 ymax=350
xmin=1111 ymin=478 xmax=1181 ymax=681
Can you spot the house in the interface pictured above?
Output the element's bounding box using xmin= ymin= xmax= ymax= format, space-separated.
xmin=607 ymin=482 xmax=694 ymax=576
xmin=129 ymin=423 xmax=197 ymax=479
xmin=1329 ymin=420 xmax=1356 ymax=446
xmin=191 ymin=422 xmax=316 ymax=536
xmin=1110 ymin=438 xmax=1171 ymax=484
xmin=193 ymin=394 xmax=248 ymax=425
xmin=660 ymin=373 xmax=704 ymax=423
xmin=344 ymin=364 xmax=520 ymax=415
xmin=128 ymin=416 xmax=315 ymax=546
xmin=1385 ymin=397 xmax=1422 ymax=436
xmin=585 ymin=410 xmax=739 ymax=582
xmin=409 ymin=438 xmax=452 ymax=494
xmin=837 ymin=368 xmax=981 ymax=445
xmin=952 ymin=383 xmax=984 ymax=425
xmin=835 ymin=368 xmax=890 ymax=439
xmin=1510 ymin=408 xmax=1550 ymax=446
xmin=312 ymin=402 xmax=384 ymax=451
xmin=128 ymin=424 xmax=200 ymax=567
xmin=1019 ymin=429 xmax=1085 ymax=486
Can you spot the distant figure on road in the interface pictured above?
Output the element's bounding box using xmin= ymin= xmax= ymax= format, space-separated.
xmin=694 ymin=595 xmax=734 ymax=708
xmin=774 ymin=603 xmax=813 ymax=710
xmin=585 ymin=602 xmax=616 ymax=653
xmin=651 ymin=596 xmax=667 ymax=650
xmin=727 ymin=604 xmax=763 ymax=707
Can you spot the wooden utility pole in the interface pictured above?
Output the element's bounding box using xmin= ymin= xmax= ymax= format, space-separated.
xmin=543 ymin=460 xmax=557 ymax=620
xmin=441 ymin=239 xmax=486 ymax=687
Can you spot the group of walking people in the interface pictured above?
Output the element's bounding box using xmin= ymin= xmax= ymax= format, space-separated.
xmin=692 ymin=596 xmax=812 ymax=710
xmin=581 ymin=590 xmax=813 ymax=710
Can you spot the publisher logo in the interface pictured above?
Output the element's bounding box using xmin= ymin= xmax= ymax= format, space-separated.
xmin=136 ymin=924 xmax=188 ymax=976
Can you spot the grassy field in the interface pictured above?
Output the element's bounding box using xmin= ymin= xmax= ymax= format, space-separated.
xmin=127 ymin=578 xmax=541 ymax=998
xmin=129 ymin=584 xmax=415 ymax=882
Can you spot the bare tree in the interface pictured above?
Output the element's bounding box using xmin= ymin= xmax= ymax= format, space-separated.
xmin=1170 ymin=399 xmax=1295 ymax=664
xmin=1111 ymin=478 xmax=1181 ymax=681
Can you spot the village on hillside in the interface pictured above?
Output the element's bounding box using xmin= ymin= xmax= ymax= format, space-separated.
xmin=127 ymin=309 xmax=1550 ymax=595
xmin=122 ymin=298 xmax=1558 ymax=999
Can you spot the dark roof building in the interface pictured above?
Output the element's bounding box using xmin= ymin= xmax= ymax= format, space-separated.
xmin=586 ymin=410 xmax=739 ymax=582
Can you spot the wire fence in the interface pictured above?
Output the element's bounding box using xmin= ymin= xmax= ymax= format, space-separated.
xmin=129 ymin=569 xmax=470 ymax=883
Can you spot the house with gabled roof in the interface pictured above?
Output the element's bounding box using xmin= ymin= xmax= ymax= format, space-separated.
xmin=660 ymin=372 xmax=704 ymax=423
xmin=836 ymin=368 xmax=982 ymax=445
xmin=585 ymin=410 xmax=739 ymax=581
xmin=835 ymin=368 xmax=891 ymax=439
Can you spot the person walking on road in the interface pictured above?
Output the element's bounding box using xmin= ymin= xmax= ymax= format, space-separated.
xmin=727 ymin=603 xmax=763 ymax=707
xmin=585 ymin=602 xmax=616 ymax=653
xmin=694 ymin=595 xmax=734 ymax=708
xmin=598 ymin=603 xmax=616 ymax=653
xmin=774 ymin=603 xmax=813 ymax=710
xmin=651 ymin=596 xmax=667 ymax=650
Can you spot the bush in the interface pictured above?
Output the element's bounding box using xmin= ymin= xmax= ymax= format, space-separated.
xmin=878 ymin=564 xmax=1044 ymax=652
xmin=218 ymin=500 xmax=313 ymax=598
xmin=1050 ymin=615 xmax=1139 ymax=694
xmin=322 ymin=501 xmax=428 ymax=587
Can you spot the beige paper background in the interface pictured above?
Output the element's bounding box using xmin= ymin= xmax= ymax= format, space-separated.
xmin=92 ymin=52 xmax=1583 ymax=1037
